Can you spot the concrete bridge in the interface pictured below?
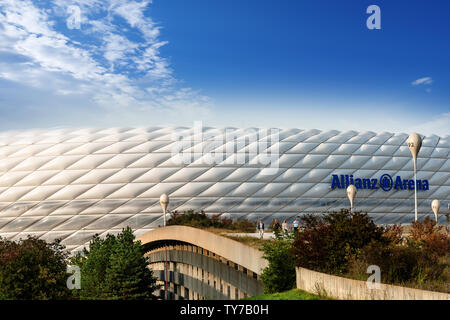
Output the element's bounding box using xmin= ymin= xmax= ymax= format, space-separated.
xmin=136 ymin=226 xmax=268 ymax=300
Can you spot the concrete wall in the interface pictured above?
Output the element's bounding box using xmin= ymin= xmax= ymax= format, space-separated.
xmin=296 ymin=267 xmax=450 ymax=300
xmin=137 ymin=226 xmax=268 ymax=274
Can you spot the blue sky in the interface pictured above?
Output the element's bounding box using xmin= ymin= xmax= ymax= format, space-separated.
xmin=0 ymin=0 xmax=449 ymax=136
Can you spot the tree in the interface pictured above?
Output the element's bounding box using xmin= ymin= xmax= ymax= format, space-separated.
xmin=71 ymin=233 xmax=117 ymax=299
xmin=292 ymin=209 xmax=386 ymax=274
xmin=73 ymin=227 xmax=159 ymax=300
xmin=260 ymin=231 xmax=296 ymax=293
xmin=0 ymin=236 xmax=71 ymax=300
xmin=409 ymin=217 xmax=449 ymax=257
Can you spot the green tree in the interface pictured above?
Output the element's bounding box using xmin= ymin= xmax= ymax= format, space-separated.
xmin=0 ymin=236 xmax=71 ymax=300
xmin=260 ymin=231 xmax=296 ymax=293
xmin=73 ymin=227 xmax=159 ymax=300
xmin=71 ymin=233 xmax=117 ymax=299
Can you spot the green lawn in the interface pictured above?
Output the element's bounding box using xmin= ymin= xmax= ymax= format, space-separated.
xmin=243 ymin=289 xmax=329 ymax=300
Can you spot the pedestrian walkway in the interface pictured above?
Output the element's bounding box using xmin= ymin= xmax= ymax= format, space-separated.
xmin=225 ymin=232 xmax=275 ymax=240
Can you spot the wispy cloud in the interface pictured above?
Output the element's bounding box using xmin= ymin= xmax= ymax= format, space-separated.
xmin=409 ymin=112 xmax=450 ymax=137
xmin=412 ymin=77 xmax=433 ymax=86
xmin=0 ymin=0 xmax=211 ymax=129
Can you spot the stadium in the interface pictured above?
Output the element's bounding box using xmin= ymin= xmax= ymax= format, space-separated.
xmin=0 ymin=126 xmax=448 ymax=252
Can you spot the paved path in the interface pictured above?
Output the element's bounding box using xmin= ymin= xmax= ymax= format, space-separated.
xmin=225 ymin=232 xmax=275 ymax=240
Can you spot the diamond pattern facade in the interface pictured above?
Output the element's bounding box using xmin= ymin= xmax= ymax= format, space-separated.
xmin=0 ymin=127 xmax=448 ymax=252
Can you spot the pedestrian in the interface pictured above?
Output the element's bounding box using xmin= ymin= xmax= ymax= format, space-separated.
xmin=282 ymin=220 xmax=288 ymax=232
xmin=272 ymin=219 xmax=281 ymax=231
xmin=292 ymin=217 xmax=300 ymax=233
xmin=257 ymin=219 xmax=265 ymax=239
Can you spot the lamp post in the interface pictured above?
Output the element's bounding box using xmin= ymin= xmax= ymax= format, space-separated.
xmin=347 ymin=184 xmax=357 ymax=213
xmin=431 ymin=199 xmax=440 ymax=223
xmin=160 ymin=193 xmax=169 ymax=227
xmin=160 ymin=193 xmax=169 ymax=300
xmin=407 ymin=133 xmax=422 ymax=222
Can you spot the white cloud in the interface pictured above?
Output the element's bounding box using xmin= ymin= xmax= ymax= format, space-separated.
xmin=113 ymin=1 xmax=149 ymax=28
xmin=0 ymin=0 xmax=57 ymax=36
xmin=409 ymin=112 xmax=450 ymax=137
xmin=14 ymin=34 xmax=105 ymax=80
xmin=0 ymin=0 xmax=211 ymax=129
xmin=112 ymin=0 xmax=161 ymax=41
xmin=412 ymin=77 xmax=433 ymax=86
xmin=103 ymin=33 xmax=139 ymax=66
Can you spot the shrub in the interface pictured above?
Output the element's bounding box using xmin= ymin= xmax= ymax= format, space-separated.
xmin=0 ymin=236 xmax=71 ymax=300
xmin=410 ymin=216 xmax=437 ymax=240
xmin=348 ymin=240 xmax=446 ymax=285
xmin=167 ymin=210 xmax=213 ymax=228
xmin=300 ymin=213 xmax=322 ymax=229
xmin=290 ymin=209 xmax=449 ymax=293
xmin=260 ymin=231 xmax=296 ymax=293
xmin=291 ymin=221 xmax=332 ymax=273
xmin=346 ymin=219 xmax=449 ymax=292
xmin=446 ymin=213 xmax=450 ymax=235
xmin=409 ymin=217 xmax=449 ymax=257
xmin=382 ymin=224 xmax=404 ymax=245
xmin=167 ymin=210 xmax=255 ymax=232
xmin=232 ymin=218 xmax=256 ymax=233
xmin=292 ymin=209 xmax=385 ymax=274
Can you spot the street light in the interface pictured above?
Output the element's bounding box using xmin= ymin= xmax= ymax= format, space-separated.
xmin=347 ymin=184 xmax=357 ymax=213
xmin=160 ymin=193 xmax=169 ymax=227
xmin=407 ymin=133 xmax=422 ymax=222
xmin=159 ymin=193 xmax=169 ymax=300
xmin=431 ymin=199 xmax=440 ymax=223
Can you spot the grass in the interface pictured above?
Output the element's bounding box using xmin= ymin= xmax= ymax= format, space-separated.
xmin=223 ymin=235 xmax=269 ymax=250
xmin=188 ymin=227 xmax=270 ymax=250
xmin=166 ymin=211 xmax=271 ymax=250
xmin=242 ymin=289 xmax=329 ymax=300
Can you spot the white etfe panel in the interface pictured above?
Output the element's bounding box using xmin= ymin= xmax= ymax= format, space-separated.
xmin=0 ymin=127 xmax=447 ymax=251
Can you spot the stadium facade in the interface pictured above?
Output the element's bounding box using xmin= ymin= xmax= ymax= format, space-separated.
xmin=0 ymin=126 xmax=448 ymax=252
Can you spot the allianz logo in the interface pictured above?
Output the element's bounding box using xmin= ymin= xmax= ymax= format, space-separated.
xmin=330 ymin=174 xmax=430 ymax=192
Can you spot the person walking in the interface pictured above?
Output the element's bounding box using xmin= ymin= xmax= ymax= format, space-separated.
xmin=282 ymin=219 xmax=289 ymax=232
xmin=272 ymin=219 xmax=281 ymax=231
xmin=292 ymin=217 xmax=300 ymax=233
xmin=257 ymin=219 xmax=265 ymax=239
